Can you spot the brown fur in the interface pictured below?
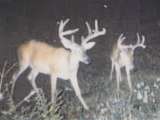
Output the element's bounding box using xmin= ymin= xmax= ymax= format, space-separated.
xmin=17 ymin=40 xmax=70 ymax=76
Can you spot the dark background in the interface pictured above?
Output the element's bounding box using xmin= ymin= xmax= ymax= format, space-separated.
xmin=0 ymin=0 xmax=160 ymax=116
xmin=0 ymin=0 xmax=160 ymax=60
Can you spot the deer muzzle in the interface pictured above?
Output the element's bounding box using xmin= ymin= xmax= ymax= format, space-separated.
xmin=84 ymin=56 xmax=91 ymax=64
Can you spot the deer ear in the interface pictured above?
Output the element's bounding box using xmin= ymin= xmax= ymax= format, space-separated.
xmin=83 ymin=42 xmax=96 ymax=50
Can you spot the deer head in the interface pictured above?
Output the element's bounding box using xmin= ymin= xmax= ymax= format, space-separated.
xmin=59 ymin=19 xmax=106 ymax=64
xmin=117 ymin=33 xmax=146 ymax=70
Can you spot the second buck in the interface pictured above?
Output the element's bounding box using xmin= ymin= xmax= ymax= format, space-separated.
xmin=110 ymin=33 xmax=146 ymax=92
xmin=12 ymin=19 xmax=106 ymax=110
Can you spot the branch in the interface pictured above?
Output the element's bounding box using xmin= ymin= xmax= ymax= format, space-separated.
xmin=16 ymin=90 xmax=36 ymax=108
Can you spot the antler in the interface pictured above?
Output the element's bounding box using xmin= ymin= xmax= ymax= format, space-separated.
xmin=117 ymin=33 xmax=126 ymax=48
xmin=117 ymin=33 xmax=132 ymax=50
xmin=59 ymin=19 xmax=79 ymax=49
xmin=117 ymin=33 xmax=146 ymax=50
xmin=131 ymin=33 xmax=146 ymax=50
xmin=81 ymin=19 xmax=106 ymax=45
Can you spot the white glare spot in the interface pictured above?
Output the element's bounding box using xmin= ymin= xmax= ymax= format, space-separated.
xmin=104 ymin=5 xmax=108 ymax=8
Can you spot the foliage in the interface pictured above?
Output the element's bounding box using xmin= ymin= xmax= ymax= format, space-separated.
xmin=0 ymin=62 xmax=64 ymax=120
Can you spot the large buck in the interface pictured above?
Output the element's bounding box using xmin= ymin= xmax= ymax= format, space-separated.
xmin=12 ymin=19 xmax=106 ymax=110
xmin=110 ymin=33 xmax=146 ymax=92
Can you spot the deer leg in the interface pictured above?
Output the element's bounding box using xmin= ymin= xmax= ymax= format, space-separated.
xmin=126 ymin=67 xmax=132 ymax=92
xmin=119 ymin=67 xmax=122 ymax=82
xmin=70 ymin=77 xmax=89 ymax=110
xmin=12 ymin=64 xmax=28 ymax=81
xmin=109 ymin=61 xmax=114 ymax=80
xmin=51 ymin=76 xmax=57 ymax=104
xmin=115 ymin=64 xmax=120 ymax=92
xmin=11 ymin=64 xmax=28 ymax=96
xmin=28 ymin=70 xmax=39 ymax=92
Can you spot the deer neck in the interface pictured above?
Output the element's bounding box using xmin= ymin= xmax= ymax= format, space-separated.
xmin=69 ymin=52 xmax=80 ymax=71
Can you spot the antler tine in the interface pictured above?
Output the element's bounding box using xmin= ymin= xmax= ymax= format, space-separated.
xmin=117 ymin=33 xmax=133 ymax=50
xmin=59 ymin=19 xmax=79 ymax=37
xmin=136 ymin=33 xmax=140 ymax=44
xmin=132 ymin=33 xmax=146 ymax=49
xmin=85 ymin=22 xmax=92 ymax=35
xmin=62 ymin=28 xmax=79 ymax=36
xmin=141 ymin=35 xmax=146 ymax=48
xmin=59 ymin=19 xmax=70 ymax=34
xmin=118 ymin=33 xmax=126 ymax=41
xmin=95 ymin=19 xmax=98 ymax=32
xmin=94 ymin=19 xmax=106 ymax=33
xmin=82 ymin=19 xmax=106 ymax=44
xmin=118 ymin=33 xmax=126 ymax=46
xmin=58 ymin=19 xmax=79 ymax=49
xmin=71 ymin=35 xmax=75 ymax=43
xmin=61 ymin=19 xmax=70 ymax=28
xmin=119 ymin=33 xmax=124 ymax=38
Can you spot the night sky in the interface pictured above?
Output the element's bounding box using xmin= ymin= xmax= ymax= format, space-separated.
xmin=0 ymin=0 xmax=158 ymax=61
xmin=0 ymin=0 xmax=159 ymax=22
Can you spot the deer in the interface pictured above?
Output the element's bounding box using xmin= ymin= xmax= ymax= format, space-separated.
xmin=110 ymin=33 xmax=146 ymax=92
xmin=12 ymin=19 xmax=106 ymax=110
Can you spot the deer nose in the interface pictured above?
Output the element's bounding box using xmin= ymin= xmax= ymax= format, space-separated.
xmin=85 ymin=57 xmax=91 ymax=64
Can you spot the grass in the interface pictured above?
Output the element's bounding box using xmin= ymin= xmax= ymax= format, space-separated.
xmin=0 ymin=62 xmax=64 ymax=120
xmin=1 ymin=61 xmax=160 ymax=120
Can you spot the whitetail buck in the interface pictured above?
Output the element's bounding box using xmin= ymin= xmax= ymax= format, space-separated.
xmin=12 ymin=19 xmax=106 ymax=110
xmin=110 ymin=33 xmax=146 ymax=92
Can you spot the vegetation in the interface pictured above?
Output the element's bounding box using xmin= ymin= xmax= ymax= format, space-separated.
xmin=0 ymin=62 xmax=64 ymax=120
